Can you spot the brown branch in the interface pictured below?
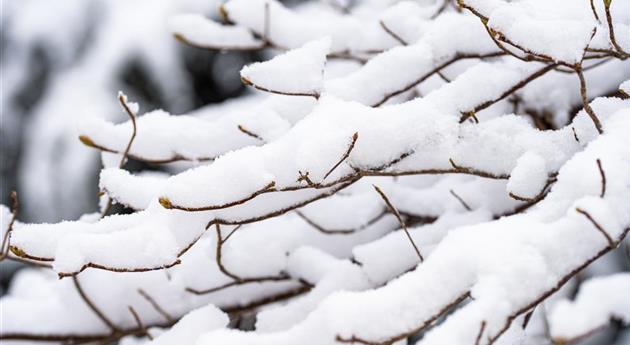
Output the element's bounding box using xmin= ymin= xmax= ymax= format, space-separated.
xmin=575 ymin=208 xmax=614 ymax=247
xmin=214 ymin=223 xmax=289 ymax=284
xmin=137 ymin=288 xmax=174 ymax=323
xmin=571 ymin=127 xmax=580 ymax=143
xmin=379 ymin=20 xmax=408 ymax=46
xmin=159 ymin=181 xmax=277 ymax=211
xmin=241 ymin=75 xmax=320 ymax=99
xmin=508 ymin=175 xmax=558 ymax=203
xmin=522 ymin=307 xmax=535 ymax=330
xmin=603 ymin=2 xmax=629 ymax=59
xmin=72 ymin=276 xmax=120 ymax=332
xmin=295 ymin=209 xmax=388 ymax=235
xmin=373 ymin=185 xmax=423 ymax=262
xmin=1 ymin=285 xmax=311 ymax=343
xmin=596 ymin=159 xmax=606 ymax=198
xmin=237 ymin=125 xmax=264 ymax=141
xmin=336 ymin=292 xmax=470 ymax=345
xmin=486 ymin=227 xmax=629 ymax=345
xmin=128 ymin=306 xmax=153 ymax=340
xmin=589 ymin=0 xmax=600 ymax=22
xmin=450 ymin=189 xmax=472 ymax=211
xmin=323 ymin=132 xmax=358 ymax=180
xmin=458 ymin=63 xmax=558 ymax=123
xmin=79 ymin=134 xmax=216 ymax=164
xmin=574 ymin=66 xmax=603 ymax=134
xmin=474 ymin=321 xmax=487 ymax=345
xmin=374 ymin=52 xmax=505 ymax=107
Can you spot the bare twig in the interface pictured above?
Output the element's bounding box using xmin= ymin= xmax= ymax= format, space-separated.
xmin=450 ymin=189 xmax=472 ymax=211
xmin=596 ymin=159 xmax=606 ymax=198
xmin=323 ymin=132 xmax=358 ymax=180
xmin=475 ymin=321 xmax=487 ymax=345
xmin=373 ymin=185 xmax=423 ymax=261
xmin=72 ymin=276 xmax=119 ymax=332
xmin=137 ymin=288 xmax=174 ymax=323
xmin=295 ymin=209 xmax=388 ymax=235
xmin=238 ymin=125 xmax=264 ymax=141
xmin=128 ymin=306 xmax=153 ymax=340
xmin=603 ymin=1 xmax=629 ymax=59
xmin=379 ymin=20 xmax=408 ymax=45
xmin=574 ymin=66 xmax=604 ymax=134
xmin=575 ymin=208 xmax=614 ymax=247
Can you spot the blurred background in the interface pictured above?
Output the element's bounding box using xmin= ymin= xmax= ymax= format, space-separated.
xmin=0 ymin=0 xmax=304 ymax=289
xmin=0 ymin=0 xmax=263 ymax=222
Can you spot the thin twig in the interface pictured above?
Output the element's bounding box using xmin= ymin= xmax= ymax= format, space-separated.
xmin=575 ymin=208 xmax=614 ymax=247
xmin=128 ymin=306 xmax=153 ymax=340
xmin=450 ymin=189 xmax=472 ymax=211
xmin=596 ymin=159 xmax=606 ymax=198
xmin=117 ymin=92 xmax=138 ymax=168
xmin=323 ymin=132 xmax=358 ymax=180
xmin=475 ymin=321 xmax=487 ymax=345
xmin=603 ymin=2 xmax=629 ymax=58
xmin=379 ymin=20 xmax=408 ymax=45
xmin=237 ymin=125 xmax=264 ymax=141
xmin=72 ymin=276 xmax=119 ymax=332
xmin=373 ymin=185 xmax=423 ymax=261
xmin=574 ymin=66 xmax=603 ymax=134
xmin=137 ymin=288 xmax=174 ymax=323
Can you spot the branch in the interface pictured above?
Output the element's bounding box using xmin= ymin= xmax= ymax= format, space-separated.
xmin=323 ymin=132 xmax=358 ymax=180
xmin=373 ymin=185 xmax=423 ymax=262
xmin=596 ymin=159 xmax=606 ymax=198
xmin=450 ymin=189 xmax=472 ymax=211
xmin=137 ymin=288 xmax=174 ymax=323
xmin=128 ymin=306 xmax=153 ymax=340
xmin=72 ymin=276 xmax=120 ymax=333
xmin=575 ymin=208 xmax=614 ymax=247
xmin=295 ymin=209 xmax=388 ymax=235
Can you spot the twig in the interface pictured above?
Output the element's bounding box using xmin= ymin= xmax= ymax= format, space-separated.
xmin=450 ymin=189 xmax=472 ymax=211
xmin=237 ymin=125 xmax=264 ymax=141
xmin=575 ymin=208 xmax=614 ymax=247
xmin=603 ymin=1 xmax=629 ymax=59
xmin=571 ymin=127 xmax=580 ymax=143
xmin=379 ymin=20 xmax=408 ymax=46
xmin=373 ymin=185 xmax=423 ymax=261
xmin=128 ymin=306 xmax=153 ymax=340
xmin=117 ymin=92 xmax=138 ymax=168
xmin=475 ymin=321 xmax=487 ymax=345
xmin=137 ymin=288 xmax=174 ymax=323
xmin=589 ymin=0 xmax=600 ymax=22
xmin=596 ymin=159 xmax=606 ymax=198
xmin=100 ymin=93 xmax=139 ymax=218
xmin=574 ymin=66 xmax=604 ymax=134
xmin=295 ymin=209 xmax=388 ymax=235
xmin=241 ymin=75 xmax=321 ymax=99
xmin=522 ymin=306 xmax=535 ymax=329
xmin=323 ymin=132 xmax=358 ymax=180
xmin=72 ymin=276 xmax=120 ymax=332
xmin=215 ymin=223 xmax=243 ymax=281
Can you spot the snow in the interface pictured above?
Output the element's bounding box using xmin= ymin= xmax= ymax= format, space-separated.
xmin=507 ymin=151 xmax=548 ymax=201
xmin=170 ymin=14 xmax=264 ymax=50
xmin=240 ymin=38 xmax=331 ymax=97
xmin=149 ymin=304 xmax=228 ymax=345
xmin=549 ymin=273 xmax=630 ymax=342
xmin=222 ymin=0 xmax=397 ymax=53
xmin=3 ymin=1 xmax=630 ymax=344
